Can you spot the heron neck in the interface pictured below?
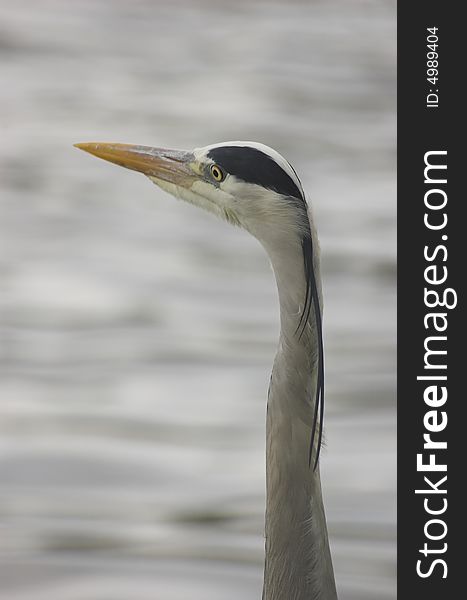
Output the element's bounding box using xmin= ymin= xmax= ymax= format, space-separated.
xmin=262 ymin=237 xmax=337 ymax=600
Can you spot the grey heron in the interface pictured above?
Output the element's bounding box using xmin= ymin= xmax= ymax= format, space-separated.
xmin=74 ymin=140 xmax=338 ymax=600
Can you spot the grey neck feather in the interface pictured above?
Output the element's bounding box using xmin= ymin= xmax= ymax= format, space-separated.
xmin=261 ymin=222 xmax=338 ymax=600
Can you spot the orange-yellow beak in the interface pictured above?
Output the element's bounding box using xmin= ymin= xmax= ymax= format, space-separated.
xmin=74 ymin=142 xmax=196 ymax=187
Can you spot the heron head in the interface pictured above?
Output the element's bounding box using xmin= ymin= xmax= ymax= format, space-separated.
xmin=75 ymin=141 xmax=323 ymax=460
xmin=74 ymin=141 xmax=309 ymax=249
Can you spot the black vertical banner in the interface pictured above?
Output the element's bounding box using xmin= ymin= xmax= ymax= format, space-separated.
xmin=398 ymin=3 xmax=462 ymax=599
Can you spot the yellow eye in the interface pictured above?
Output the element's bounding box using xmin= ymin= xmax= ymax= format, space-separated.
xmin=210 ymin=164 xmax=224 ymax=182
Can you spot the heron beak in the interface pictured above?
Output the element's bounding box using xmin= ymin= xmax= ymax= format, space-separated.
xmin=74 ymin=142 xmax=197 ymax=188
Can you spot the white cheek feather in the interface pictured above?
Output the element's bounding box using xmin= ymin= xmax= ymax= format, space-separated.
xmin=221 ymin=176 xmax=307 ymax=245
xmin=147 ymin=177 xmax=183 ymax=199
xmin=148 ymin=176 xmax=236 ymax=224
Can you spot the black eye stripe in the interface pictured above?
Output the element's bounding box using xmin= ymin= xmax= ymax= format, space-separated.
xmin=207 ymin=146 xmax=303 ymax=200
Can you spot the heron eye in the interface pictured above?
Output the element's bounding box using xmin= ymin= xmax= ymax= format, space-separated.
xmin=210 ymin=164 xmax=224 ymax=182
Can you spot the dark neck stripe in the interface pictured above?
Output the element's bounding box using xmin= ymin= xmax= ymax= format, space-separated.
xmin=207 ymin=146 xmax=303 ymax=200
xmin=301 ymin=233 xmax=325 ymax=471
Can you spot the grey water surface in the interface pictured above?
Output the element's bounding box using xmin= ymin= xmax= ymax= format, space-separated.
xmin=0 ymin=1 xmax=396 ymax=598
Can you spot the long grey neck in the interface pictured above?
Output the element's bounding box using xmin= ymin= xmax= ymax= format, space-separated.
xmin=261 ymin=235 xmax=337 ymax=600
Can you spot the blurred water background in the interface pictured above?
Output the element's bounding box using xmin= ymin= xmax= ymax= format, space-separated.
xmin=0 ymin=1 xmax=396 ymax=598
